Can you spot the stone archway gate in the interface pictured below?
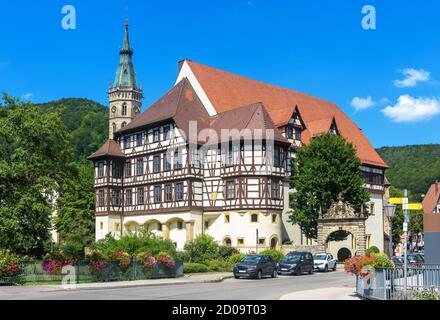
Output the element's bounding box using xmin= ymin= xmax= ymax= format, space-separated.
xmin=316 ymin=198 xmax=367 ymax=256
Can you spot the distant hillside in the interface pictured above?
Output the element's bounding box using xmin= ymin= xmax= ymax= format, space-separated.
xmin=35 ymin=98 xmax=108 ymax=162
xmin=377 ymin=144 xmax=440 ymax=201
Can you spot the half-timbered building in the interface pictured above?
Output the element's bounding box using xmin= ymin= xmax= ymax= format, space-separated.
xmin=89 ymin=22 xmax=388 ymax=254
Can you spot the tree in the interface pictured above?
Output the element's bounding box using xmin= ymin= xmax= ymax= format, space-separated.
xmin=288 ymin=133 xmax=371 ymax=239
xmin=0 ymin=95 xmax=74 ymax=256
xmin=55 ymin=162 xmax=96 ymax=246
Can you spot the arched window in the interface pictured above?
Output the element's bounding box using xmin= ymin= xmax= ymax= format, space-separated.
xmin=122 ymin=103 xmax=127 ymax=116
xmin=112 ymin=123 xmax=116 ymax=133
xmin=270 ymin=237 xmax=278 ymax=250
xmin=223 ymin=237 xmax=232 ymax=247
xmin=121 ymin=122 xmax=127 ymax=128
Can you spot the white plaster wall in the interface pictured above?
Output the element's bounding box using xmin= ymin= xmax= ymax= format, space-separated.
xmin=204 ymin=211 xmax=282 ymax=253
xmin=365 ymin=193 xmax=385 ymax=251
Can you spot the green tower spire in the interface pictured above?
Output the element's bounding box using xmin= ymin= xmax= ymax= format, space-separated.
xmin=113 ymin=19 xmax=137 ymax=89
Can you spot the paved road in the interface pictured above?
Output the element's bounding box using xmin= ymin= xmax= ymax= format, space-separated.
xmin=0 ymin=270 xmax=355 ymax=300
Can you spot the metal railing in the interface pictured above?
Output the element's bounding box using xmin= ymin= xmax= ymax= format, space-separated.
xmin=356 ymin=264 xmax=440 ymax=300
xmin=0 ymin=260 xmax=183 ymax=286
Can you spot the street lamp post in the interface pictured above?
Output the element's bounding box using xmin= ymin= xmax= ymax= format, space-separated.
xmin=384 ymin=203 xmax=397 ymax=257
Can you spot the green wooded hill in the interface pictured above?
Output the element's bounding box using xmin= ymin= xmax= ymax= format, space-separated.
xmin=35 ymin=98 xmax=108 ymax=162
xmin=376 ymin=144 xmax=440 ymax=201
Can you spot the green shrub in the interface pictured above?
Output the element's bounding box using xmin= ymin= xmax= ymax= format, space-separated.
xmin=218 ymin=246 xmax=239 ymax=259
xmin=365 ymin=246 xmax=380 ymax=256
xmin=260 ymin=249 xmax=284 ymax=262
xmin=90 ymin=231 xmax=176 ymax=260
xmin=183 ymin=263 xmax=208 ymax=273
xmin=228 ymin=253 xmax=245 ymax=265
xmin=175 ymin=251 xmax=190 ymax=262
xmin=206 ymin=259 xmax=232 ymax=272
xmin=370 ymin=252 xmax=394 ymax=268
xmin=184 ymin=234 xmax=220 ymax=263
xmin=62 ymin=234 xmax=85 ymax=261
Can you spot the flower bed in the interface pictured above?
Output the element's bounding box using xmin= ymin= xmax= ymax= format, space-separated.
xmin=344 ymin=252 xmax=394 ymax=278
xmin=0 ymin=250 xmax=25 ymax=285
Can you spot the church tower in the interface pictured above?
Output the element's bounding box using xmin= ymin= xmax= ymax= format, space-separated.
xmin=108 ymin=19 xmax=143 ymax=139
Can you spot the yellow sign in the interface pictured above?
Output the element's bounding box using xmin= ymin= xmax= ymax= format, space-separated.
xmin=389 ymin=198 xmax=403 ymax=204
xmin=408 ymin=203 xmax=423 ymax=211
xmin=388 ymin=198 xmax=423 ymax=211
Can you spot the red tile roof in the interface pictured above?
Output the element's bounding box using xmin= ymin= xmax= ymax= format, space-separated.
xmin=422 ymin=182 xmax=440 ymax=214
xmin=88 ymin=139 xmax=124 ymax=159
xmin=186 ymin=60 xmax=388 ymax=168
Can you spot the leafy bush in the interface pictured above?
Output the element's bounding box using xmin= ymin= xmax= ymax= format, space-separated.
xmin=175 ymin=251 xmax=190 ymax=263
xmin=260 ymin=249 xmax=284 ymax=262
xmin=184 ymin=234 xmax=220 ymax=263
xmin=62 ymin=234 xmax=85 ymax=261
xmin=206 ymin=260 xmax=232 ymax=272
xmin=90 ymin=231 xmax=177 ymax=260
xmin=183 ymin=263 xmax=208 ymax=273
xmin=415 ymin=287 xmax=440 ymax=300
xmin=0 ymin=249 xmax=26 ymax=284
xmin=228 ymin=253 xmax=245 ymax=265
xmin=157 ymin=252 xmax=175 ymax=269
xmin=365 ymin=246 xmax=380 ymax=257
xmin=218 ymin=246 xmax=239 ymax=260
xmin=369 ymin=253 xmax=394 ymax=268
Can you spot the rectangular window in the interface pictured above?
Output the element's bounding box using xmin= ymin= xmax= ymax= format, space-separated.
xmin=295 ymin=128 xmax=301 ymax=140
xmin=165 ymin=184 xmax=172 ymax=202
xmin=237 ymin=238 xmax=244 ymax=246
xmin=124 ymin=161 xmax=131 ymax=177
xmin=111 ymin=190 xmax=121 ymax=206
xmin=124 ymin=136 xmax=130 ymax=149
xmin=98 ymin=190 xmax=105 ymax=207
xmin=177 ymin=221 xmax=183 ymax=230
xmin=158 ymin=223 xmax=162 ymax=231
xmin=137 ymin=159 xmax=143 ymax=176
xmin=370 ymin=202 xmax=375 ymax=215
xmin=154 ymin=185 xmax=161 ymax=203
xmin=174 ymin=150 xmax=182 ymax=170
xmin=226 ymin=181 xmax=235 ymax=199
xmin=136 ymin=133 xmax=143 ymax=146
xmin=100 ymin=222 xmax=103 ymax=230
xmin=286 ymin=126 xmax=294 ymax=139
xmin=274 ymin=147 xmax=280 ymax=167
xmin=258 ymin=238 xmax=266 ymax=246
xmin=112 ymin=161 xmax=121 ymax=178
xmin=224 ymin=214 xmax=230 ymax=224
xmin=137 ymin=187 xmax=144 ymax=205
xmin=272 ymin=214 xmax=277 ymax=223
xmin=164 ymin=153 xmax=172 ymax=171
xmin=98 ymin=162 xmax=104 ymax=178
xmin=153 ymin=128 xmax=160 ymax=142
xmin=227 ymin=145 xmax=233 ymax=166
xmin=251 ymin=213 xmax=259 ymax=223
xmin=271 ymin=180 xmax=279 ymax=199
xmin=175 ymin=182 xmax=184 ymax=201
xmin=126 ymin=189 xmax=132 ymax=206
xmin=153 ymin=155 xmax=161 ymax=173
xmin=163 ymin=125 xmax=171 ymax=140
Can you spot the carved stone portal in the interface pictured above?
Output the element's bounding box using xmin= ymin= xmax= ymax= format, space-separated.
xmin=317 ymin=196 xmax=366 ymax=256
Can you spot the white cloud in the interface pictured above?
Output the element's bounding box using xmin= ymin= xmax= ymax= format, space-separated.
xmin=393 ymin=68 xmax=430 ymax=88
xmin=381 ymin=95 xmax=440 ymax=122
xmin=21 ymin=93 xmax=33 ymax=100
xmin=351 ymin=96 xmax=376 ymax=111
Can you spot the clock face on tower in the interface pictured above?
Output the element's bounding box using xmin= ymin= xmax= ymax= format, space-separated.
xmin=111 ymin=106 xmax=117 ymax=113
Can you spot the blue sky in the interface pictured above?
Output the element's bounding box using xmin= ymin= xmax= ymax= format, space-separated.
xmin=1 ymin=0 xmax=439 ymax=147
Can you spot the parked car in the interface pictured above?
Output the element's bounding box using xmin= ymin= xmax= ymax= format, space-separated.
xmin=278 ymin=251 xmax=314 ymax=276
xmin=233 ymin=255 xmax=278 ymax=279
xmin=313 ymin=253 xmax=337 ymax=272
xmin=392 ymin=254 xmax=424 ymax=266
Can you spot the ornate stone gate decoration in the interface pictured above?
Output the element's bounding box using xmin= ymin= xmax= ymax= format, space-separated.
xmin=317 ymin=197 xmax=366 ymax=256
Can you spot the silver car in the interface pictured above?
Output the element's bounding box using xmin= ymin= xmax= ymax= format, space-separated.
xmin=313 ymin=253 xmax=337 ymax=272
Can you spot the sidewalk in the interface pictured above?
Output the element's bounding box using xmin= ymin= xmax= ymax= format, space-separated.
xmin=4 ymin=272 xmax=234 ymax=293
xmin=279 ymin=286 xmax=360 ymax=300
